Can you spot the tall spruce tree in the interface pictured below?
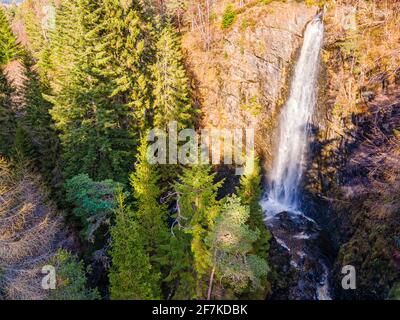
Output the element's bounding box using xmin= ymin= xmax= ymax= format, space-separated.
xmin=174 ymin=165 xmax=223 ymax=298
xmin=152 ymin=22 xmax=194 ymax=130
xmin=49 ymin=0 xmax=155 ymax=181
xmin=49 ymin=0 xmax=134 ymax=181
xmin=17 ymin=55 xmax=61 ymax=188
xmin=109 ymin=190 xmax=161 ymax=300
xmin=236 ymin=155 xmax=271 ymax=259
xmin=20 ymin=0 xmax=54 ymax=83
xmin=0 ymin=7 xmax=17 ymax=156
xmin=0 ymin=7 xmax=19 ymax=66
xmin=129 ymin=134 xmax=169 ymax=270
xmin=0 ymin=71 xmax=14 ymax=156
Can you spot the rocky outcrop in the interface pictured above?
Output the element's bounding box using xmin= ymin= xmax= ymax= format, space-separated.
xmin=183 ymin=1 xmax=317 ymax=167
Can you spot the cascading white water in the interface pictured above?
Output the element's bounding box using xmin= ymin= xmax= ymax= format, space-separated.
xmin=262 ymin=17 xmax=324 ymax=215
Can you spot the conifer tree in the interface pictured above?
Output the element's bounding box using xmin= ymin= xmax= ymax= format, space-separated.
xmin=174 ymin=165 xmax=223 ymax=298
xmin=0 ymin=156 xmax=95 ymax=300
xmin=0 ymin=7 xmax=19 ymax=66
xmin=47 ymin=250 xmax=100 ymax=300
xmin=129 ymin=134 xmax=169 ymax=269
xmin=0 ymin=71 xmax=15 ymax=156
xmin=20 ymin=0 xmax=54 ymax=83
xmin=49 ymin=0 xmax=154 ymax=181
xmin=109 ymin=190 xmax=161 ymax=300
xmin=236 ymin=155 xmax=271 ymax=259
xmin=152 ymin=22 xmax=194 ymax=130
xmin=17 ymin=55 xmax=61 ymax=187
xmin=98 ymin=0 xmax=154 ymax=131
xmin=65 ymin=173 xmax=121 ymax=243
xmin=0 ymin=8 xmax=17 ymax=156
xmin=208 ymin=196 xmax=269 ymax=298
xmin=47 ymin=0 xmax=82 ymax=93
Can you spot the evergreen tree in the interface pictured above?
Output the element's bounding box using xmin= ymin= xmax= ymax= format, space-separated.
xmin=236 ymin=154 xmax=271 ymax=298
xmin=152 ymin=22 xmax=194 ymax=130
xmin=0 ymin=71 xmax=14 ymax=156
xmin=0 ymin=7 xmax=17 ymax=156
xmin=130 ymin=134 xmax=169 ymax=269
xmin=49 ymin=0 xmax=154 ymax=181
xmin=47 ymin=250 xmax=100 ymax=300
xmin=159 ymin=227 xmax=197 ymax=299
xmin=174 ymin=165 xmax=223 ymax=298
xmin=109 ymin=190 xmax=161 ymax=300
xmin=11 ymin=123 xmax=33 ymax=162
xmin=17 ymin=55 xmax=61 ymax=187
xmin=99 ymin=0 xmax=154 ymax=131
xmin=20 ymin=0 xmax=54 ymax=83
xmin=236 ymin=155 xmax=271 ymax=259
xmin=0 ymin=7 xmax=19 ymax=66
xmin=47 ymin=0 xmax=82 ymax=94
xmin=208 ymin=196 xmax=269 ymax=298
xmin=65 ymin=173 xmax=121 ymax=243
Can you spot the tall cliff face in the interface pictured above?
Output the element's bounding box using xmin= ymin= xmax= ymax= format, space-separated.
xmin=307 ymin=1 xmax=400 ymax=299
xmin=182 ymin=1 xmax=317 ymax=167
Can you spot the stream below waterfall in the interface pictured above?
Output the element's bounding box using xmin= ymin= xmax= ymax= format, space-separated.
xmin=260 ymin=14 xmax=332 ymax=300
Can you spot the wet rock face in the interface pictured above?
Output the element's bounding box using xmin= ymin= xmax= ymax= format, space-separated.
xmin=183 ymin=2 xmax=317 ymax=164
xmin=266 ymin=211 xmax=335 ymax=300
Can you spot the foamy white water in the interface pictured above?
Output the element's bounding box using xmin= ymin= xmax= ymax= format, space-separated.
xmin=262 ymin=17 xmax=324 ymax=215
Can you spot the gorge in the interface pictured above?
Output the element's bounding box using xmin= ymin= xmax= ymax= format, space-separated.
xmin=0 ymin=0 xmax=399 ymax=301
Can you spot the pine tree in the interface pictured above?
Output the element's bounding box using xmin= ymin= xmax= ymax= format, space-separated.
xmin=159 ymin=227 xmax=197 ymax=299
xmin=109 ymin=190 xmax=161 ymax=300
xmin=208 ymin=195 xmax=269 ymax=298
xmin=174 ymin=165 xmax=223 ymax=298
xmin=152 ymin=22 xmax=194 ymax=130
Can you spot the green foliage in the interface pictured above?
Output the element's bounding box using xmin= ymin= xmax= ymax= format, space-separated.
xmin=65 ymin=174 xmax=121 ymax=243
xmin=174 ymin=165 xmax=223 ymax=297
xmin=0 ymin=71 xmax=15 ymax=156
xmin=221 ymin=4 xmax=236 ymax=29
xmin=109 ymin=191 xmax=161 ymax=300
xmin=20 ymin=0 xmax=53 ymax=83
xmin=260 ymin=0 xmax=274 ymax=5
xmin=0 ymin=8 xmax=17 ymax=156
xmin=388 ymin=282 xmax=400 ymax=300
xmin=209 ymin=196 xmax=269 ymax=295
xmin=240 ymin=95 xmax=263 ymax=116
xmin=11 ymin=124 xmax=34 ymax=162
xmin=0 ymin=7 xmax=19 ymax=65
xmin=152 ymin=22 xmax=194 ymax=130
xmin=19 ymin=55 xmax=61 ymax=188
xmin=130 ymin=134 xmax=169 ymax=271
xmin=49 ymin=0 xmax=153 ymax=182
xmin=159 ymin=228 xmax=197 ymax=300
xmin=237 ymin=155 xmax=271 ymax=259
xmin=47 ymin=250 xmax=99 ymax=300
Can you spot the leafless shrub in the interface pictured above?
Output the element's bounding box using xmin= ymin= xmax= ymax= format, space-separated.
xmin=0 ymin=157 xmax=64 ymax=300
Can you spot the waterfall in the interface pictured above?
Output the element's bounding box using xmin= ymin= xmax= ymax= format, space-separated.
xmin=262 ymin=17 xmax=324 ymax=215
